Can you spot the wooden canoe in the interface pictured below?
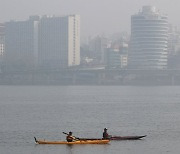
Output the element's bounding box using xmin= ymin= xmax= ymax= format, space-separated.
xmin=34 ymin=137 xmax=109 ymax=144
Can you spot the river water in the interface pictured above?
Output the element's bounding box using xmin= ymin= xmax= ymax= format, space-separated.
xmin=0 ymin=86 xmax=180 ymax=154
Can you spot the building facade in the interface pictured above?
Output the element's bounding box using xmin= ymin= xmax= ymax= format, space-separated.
xmin=0 ymin=23 xmax=5 ymax=58
xmin=4 ymin=19 xmax=38 ymax=71
xmin=129 ymin=6 xmax=169 ymax=69
xmin=38 ymin=15 xmax=80 ymax=70
xmin=105 ymin=43 xmax=128 ymax=69
xmin=4 ymin=15 xmax=80 ymax=71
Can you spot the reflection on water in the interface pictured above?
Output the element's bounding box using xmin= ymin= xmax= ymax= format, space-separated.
xmin=66 ymin=145 xmax=73 ymax=154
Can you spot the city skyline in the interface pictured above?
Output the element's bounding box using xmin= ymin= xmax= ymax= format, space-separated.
xmin=0 ymin=0 xmax=180 ymax=38
xmin=0 ymin=8 xmax=180 ymax=84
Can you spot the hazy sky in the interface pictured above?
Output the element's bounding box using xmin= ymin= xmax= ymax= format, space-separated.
xmin=0 ymin=0 xmax=179 ymax=37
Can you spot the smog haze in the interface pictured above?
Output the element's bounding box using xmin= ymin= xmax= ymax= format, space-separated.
xmin=0 ymin=0 xmax=179 ymax=37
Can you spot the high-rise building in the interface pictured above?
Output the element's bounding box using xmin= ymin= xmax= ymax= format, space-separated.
xmin=0 ymin=23 xmax=5 ymax=58
xmin=129 ymin=6 xmax=168 ymax=69
xmin=38 ymin=15 xmax=80 ymax=69
xmin=0 ymin=23 xmax=5 ymax=72
xmin=4 ymin=19 xmax=38 ymax=71
xmin=4 ymin=15 xmax=80 ymax=71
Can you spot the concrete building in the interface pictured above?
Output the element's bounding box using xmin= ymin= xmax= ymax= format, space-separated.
xmin=0 ymin=23 xmax=5 ymax=58
xmin=105 ymin=48 xmax=121 ymax=68
xmin=0 ymin=23 xmax=5 ymax=72
xmin=168 ymin=25 xmax=180 ymax=56
xmin=88 ymin=35 xmax=108 ymax=64
xmin=168 ymin=26 xmax=180 ymax=68
xmin=129 ymin=6 xmax=169 ymax=69
xmin=105 ymin=43 xmax=128 ymax=69
xmin=38 ymin=15 xmax=80 ymax=70
xmin=4 ymin=15 xmax=80 ymax=71
xmin=4 ymin=18 xmax=38 ymax=71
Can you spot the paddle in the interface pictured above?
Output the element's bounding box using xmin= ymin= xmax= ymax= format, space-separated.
xmin=62 ymin=132 xmax=102 ymax=140
xmin=62 ymin=132 xmax=80 ymax=140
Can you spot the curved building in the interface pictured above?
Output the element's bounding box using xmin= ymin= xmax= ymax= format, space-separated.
xmin=129 ymin=6 xmax=168 ymax=69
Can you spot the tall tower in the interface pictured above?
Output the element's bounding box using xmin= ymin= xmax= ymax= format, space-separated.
xmin=129 ymin=6 xmax=168 ymax=69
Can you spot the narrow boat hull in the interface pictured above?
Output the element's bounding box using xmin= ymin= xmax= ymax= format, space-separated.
xmin=34 ymin=138 xmax=109 ymax=144
xmin=110 ymin=135 xmax=146 ymax=140
xmin=79 ymin=135 xmax=146 ymax=141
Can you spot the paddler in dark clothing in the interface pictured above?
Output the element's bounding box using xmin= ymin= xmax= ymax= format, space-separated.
xmin=66 ymin=132 xmax=76 ymax=142
xmin=103 ymin=128 xmax=111 ymax=139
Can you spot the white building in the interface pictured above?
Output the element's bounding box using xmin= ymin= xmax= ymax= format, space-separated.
xmin=129 ymin=6 xmax=168 ymax=69
xmin=38 ymin=15 xmax=80 ymax=69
